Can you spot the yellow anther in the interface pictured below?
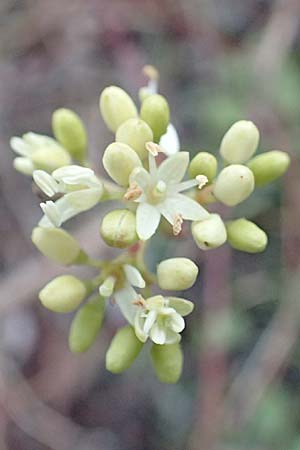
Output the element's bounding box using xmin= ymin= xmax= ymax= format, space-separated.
xmin=124 ymin=182 xmax=142 ymax=201
xmin=196 ymin=174 xmax=209 ymax=190
xmin=146 ymin=141 xmax=162 ymax=157
xmin=173 ymin=214 xmax=183 ymax=236
xmin=132 ymin=295 xmax=146 ymax=307
xmin=143 ymin=65 xmax=159 ymax=81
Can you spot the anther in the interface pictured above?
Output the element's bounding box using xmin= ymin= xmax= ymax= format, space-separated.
xmin=124 ymin=182 xmax=142 ymax=201
xmin=196 ymin=175 xmax=209 ymax=189
xmin=173 ymin=214 xmax=183 ymax=236
xmin=146 ymin=142 xmax=162 ymax=157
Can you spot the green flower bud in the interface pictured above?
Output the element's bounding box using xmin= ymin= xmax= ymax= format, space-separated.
xmin=116 ymin=118 xmax=153 ymax=160
xmin=103 ymin=142 xmax=142 ymax=187
xmin=140 ymin=94 xmax=170 ymax=142
xmin=214 ymin=164 xmax=255 ymax=206
xmin=31 ymin=144 xmax=71 ymax=173
xmin=151 ymin=343 xmax=183 ymax=384
xmin=106 ymin=325 xmax=143 ymax=374
xmin=157 ymin=257 xmax=198 ymax=291
xmin=69 ymin=295 xmax=105 ymax=353
xmin=32 ymin=227 xmax=81 ymax=265
xmin=52 ymin=108 xmax=87 ymax=162
xmin=99 ymin=86 xmax=138 ymax=132
xmin=192 ymin=213 xmax=227 ymax=250
xmin=189 ymin=151 xmax=218 ymax=183
xmin=247 ymin=150 xmax=290 ymax=186
xmin=39 ymin=275 xmax=86 ymax=313
xmin=100 ymin=209 xmax=138 ymax=248
xmin=220 ymin=120 xmax=259 ymax=164
xmin=226 ymin=218 xmax=268 ymax=253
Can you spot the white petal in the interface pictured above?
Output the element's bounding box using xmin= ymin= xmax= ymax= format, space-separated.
xmin=114 ymin=284 xmax=139 ymax=325
xmin=148 ymin=152 xmax=158 ymax=178
xmin=129 ymin=167 xmax=151 ymax=192
xmin=150 ymin=323 xmax=166 ymax=345
xmin=40 ymin=201 xmax=62 ymax=227
xmin=163 ymin=194 xmax=210 ymax=222
xmin=167 ymin=297 xmax=194 ymax=316
xmin=10 ymin=137 xmax=31 ymax=156
xmin=136 ymin=202 xmax=161 ymax=240
xmin=123 ymin=264 xmax=146 ymax=288
xmin=143 ymin=310 xmax=157 ymax=334
xmin=159 ymin=124 xmax=180 ymax=156
xmin=134 ymin=311 xmax=148 ymax=343
xmin=165 ymin=329 xmax=181 ymax=344
xmin=65 ymin=187 xmax=103 ymax=211
xmin=33 ymin=170 xmax=61 ymax=197
xmin=52 ymin=165 xmax=96 ymax=186
xmin=99 ymin=276 xmax=116 ymax=297
xmin=169 ymin=313 xmax=185 ymax=333
xmin=157 ymin=152 xmax=189 ymax=184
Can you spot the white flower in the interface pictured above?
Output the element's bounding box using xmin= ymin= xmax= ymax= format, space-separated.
xmin=33 ymin=165 xmax=103 ymax=227
xmin=10 ymin=132 xmax=71 ymax=175
xmin=126 ymin=146 xmax=210 ymax=240
xmin=134 ymin=295 xmax=194 ymax=345
xmin=99 ymin=264 xmax=146 ymax=324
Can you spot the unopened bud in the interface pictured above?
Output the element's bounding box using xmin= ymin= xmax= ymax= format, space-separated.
xmin=103 ymin=142 xmax=142 ymax=187
xmin=69 ymin=295 xmax=105 ymax=353
xmin=52 ymin=108 xmax=87 ymax=162
xmin=247 ymin=150 xmax=290 ymax=186
xmin=39 ymin=275 xmax=86 ymax=313
xmin=214 ymin=164 xmax=255 ymax=206
xmin=99 ymin=86 xmax=137 ymax=132
xmin=100 ymin=209 xmax=138 ymax=248
xmin=32 ymin=227 xmax=81 ymax=265
xmin=106 ymin=325 xmax=143 ymax=374
xmin=13 ymin=157 xmax=34 ymax=175
xmin=189 ymin=151 xmax=217 ymax=183
xmin=151 ymin=343 xmax=183 ymax=384
xmin=226 ymin=218 xmax=268 ymax=253
xmin=220 ymin=120 xmax=259 ymax=164
xmin=140 ymin=94 xmax=170 ymax=142
xmin=116 ymin=118 xmax=153 ymax=160
xmin=157 ymin=258 xmax=198 ymax=291
xmin=31 ymin=145 xmax=71 ymax=173
xmin=192 ymin=213 xmax=227 ymax=250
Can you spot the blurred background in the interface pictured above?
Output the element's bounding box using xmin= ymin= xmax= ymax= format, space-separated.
xmin=1 ymin=0 xmax=300 ymax=449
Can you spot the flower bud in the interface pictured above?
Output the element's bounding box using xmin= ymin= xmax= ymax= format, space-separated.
xmin=100 ymin=209 xmax=138 ymax=248
xmin=247 ymin=150 xmax=290 ymax=186
xmin=99 ymin=86 xmax=138 ymax=132
xmin=32 ymin=227 xmax=81 ymax=265
xmin=189 ymin=151 xmax=217 ymax=183
xmin=31 ymin=145 xmax=71 ymax=173
xmin=157 ymin=258 xmax=198 ymax=291
xmin=39 ymin=275 xmax=86 ymax=313
xmin=106 ymin=325 xmax=143 ymax=374
xmin=116 ymin=118 xmax=153 ymax=160
xmin=69 ymin=295 xmax=105 ymax=353
xmin=13 ymin=157 xmax=34 ymax=175
xmin=226 ymin=218 xmax=268 ymax=253
xmin=52 ymin=108 xmax=87 ymax=162
xmin=192 ymin=214 xmax=227 ymax=250
xmin=151 ymin=343 xmax=183 ymax=384
xmin=103 ymin=142 xmax=142 ymax=186
xmin=214 ymin=164 xmax=255 ymax=206
xmin=140 ymin=94 xmax=170 ymax=142
xmin=220 ymin=120 xmax=259 ymax=164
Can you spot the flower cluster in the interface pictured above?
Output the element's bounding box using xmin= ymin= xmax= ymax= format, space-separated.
xmin=10 ymin=66 xmax=290 ymax=383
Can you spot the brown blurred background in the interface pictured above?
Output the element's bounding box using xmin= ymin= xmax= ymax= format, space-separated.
xmin=1 ymin=1 xmax=300 ymax=449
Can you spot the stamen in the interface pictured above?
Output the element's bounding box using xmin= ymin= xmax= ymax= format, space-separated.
xmin=173 ymin=214 xmax=183 ymax=236
xmin=146 ymin=142 xmax=162 ymax=157
xmin=124 ymin=182 xmax=142 ymax=201
xmin=196 ymin=175 xmax=209 ymax=189
xmin=143 ymin=65 xmax=159 ymax=81
xmin=132 ymin=295 xmax=147 ymax=307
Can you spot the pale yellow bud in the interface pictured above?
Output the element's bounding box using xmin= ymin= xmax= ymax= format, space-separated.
xmin=31 ymin=227 xmax=81 ymax=265
xmin=189 ymin=151 xmax=218 ymax=183
xmin=102 ymin=142 xmax=142 ymax=187
xmin=192 ymin=214 xmax=227 ymax=250
xmin=52 ymin=108 xmax=87 ymax=162
xmin=99 ymin=86 xmax=138 ymax=132
xmin=214 ymin=164 xmax=255 ymax=206
xmin=247 ymin=150 xmax=290 ymax=186
xmin=39 ymin=275 xmax=86 ymax=313
xmin=100 ymin=209 xmax=138 ymax=248
xmin=116 ymin=118 xmax=153 ymax=159
xmin=106 ymin=325 xmax=144 ymax=373
xmin=140 ymin=94 xmax=170 ymax=142
xmin=157 ymin=258 xmax=198 ymax=291
xmin=226 ymin=218 xmax=268 ymax=253
xmin=220 ymin=120 xmax=259 ymax=164
xmin=13 ymin=157 xmax=34 ymax=175
xmin=151 ymin=343 xmax=183 ymax=384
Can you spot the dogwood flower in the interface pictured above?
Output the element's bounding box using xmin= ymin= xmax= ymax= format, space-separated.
xmin=33 ymin=165 xmax=103 ymax=228
xmin=99 ymin=264 xmax=146 ymax=324
xmin=125 ymin=144 xmax=209 ymax=240
xmin=134 ymin=295 xmax=194 ymax=345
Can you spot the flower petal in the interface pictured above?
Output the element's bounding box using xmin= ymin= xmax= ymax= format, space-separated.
xmin=129 ymin=167 xmax=151 ymax=192
xmin=165 ymin=329 xmax=181 ymax=344
xmin=114 ymin=284 xmax=139 ymax=325
xmin=162 ymin=193 xmax=210 ymax=222
xmin=33 ymin=170 xmax=61 ymax=197
xmin=143 ymin=310 xmax=157 ymax=334
xmin=167 ymin=297 xmax=194 ymax=316
xmin=52 ymin=165 xmax=96 ymax=187
xmin=150 ymin=323 xmax=166 ymax=345
xmin=123 ymin=264 xmax=146 ymax=288
xmin=169 ymin=313 xmax=185 ymax=333
xmin=159 ymin=123 xmax=180 ymax=156
xmin=10 ymin=137 xmax=31 ymax=156
xmin=136 ymin=202 xmax=161 ymax=240
xmin=134 ymin=311 xmax=148 ymax=343
xmin=157 ymin=152 xmax=189 ymax=184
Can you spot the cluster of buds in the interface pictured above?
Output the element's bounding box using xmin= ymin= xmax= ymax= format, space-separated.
xmin=10 ymin=66 xmax=290 ymax=383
